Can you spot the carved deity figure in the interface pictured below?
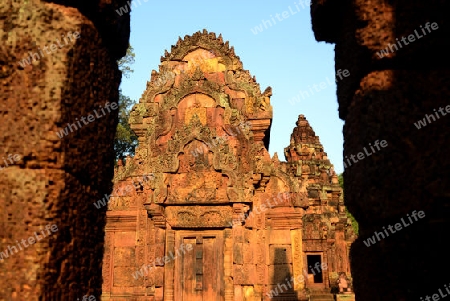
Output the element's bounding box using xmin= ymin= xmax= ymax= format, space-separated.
xmin=337 ymin=272 xmax=351 ymax=293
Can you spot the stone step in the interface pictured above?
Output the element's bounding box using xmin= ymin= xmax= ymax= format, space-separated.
xmin=310 ymin=293 xmax=335 ymax=301
xmin=336 ymin=294 xmax=356 ymax=301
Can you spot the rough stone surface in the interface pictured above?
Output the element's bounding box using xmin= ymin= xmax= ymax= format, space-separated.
xmin=0 ymin=0 xmax=129 ymax=299
xmin=311 ymin=1 xmax=450 ymax=300
xmin=103 ymin=31 xmax=356 ymax=300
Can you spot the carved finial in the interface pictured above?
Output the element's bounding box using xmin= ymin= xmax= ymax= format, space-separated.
xmin=218 ymin=33 xmax=223 ymax=43
xmin=272 ymin=152 xmax=279 ymax=162
xmin=297 ymin=114 xmax=305 ymax=125
xmin=164 ymin=49 xmax=169 ymax=57
xmin=263 ymin=86 xmax=272 ymax=97
xmin=230 ymin=46 xmax=235 ymax=56
xmin=203 ymin=28 xmax=208 ymax=35
xmin=151 ymin=70 xmax=157 ymax=81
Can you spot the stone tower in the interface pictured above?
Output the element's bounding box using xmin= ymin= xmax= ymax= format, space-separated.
xmin=101 ymin=30 xmax=355 ymax=300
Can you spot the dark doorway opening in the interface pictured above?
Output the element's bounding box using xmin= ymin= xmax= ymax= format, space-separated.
xmin=307 ymin=254 xmax=323 ymax=283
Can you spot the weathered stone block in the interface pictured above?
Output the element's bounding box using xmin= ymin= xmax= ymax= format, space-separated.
xmin=114 ymin=232 xmax=136 ymax=246
xmin=154 ymin=243 xmax=165 ymax=264
xmin=153 ymin=267 xmax=165 ymax=286
xmin=269 ymin=230 xmax=292 ymax=244
xmin=243 ymin=243 xmax=254 ymax=263
xmin=254 ymin=244 xmax=265 ymax=265
xmin=113 ymin=267 xmax=143 ymax=287
xmin=233 ymin=242 xmax=243 ymax=264
xmin=113 ymin=247 xmax=136 ymax=266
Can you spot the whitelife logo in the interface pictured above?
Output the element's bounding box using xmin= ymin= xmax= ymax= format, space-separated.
xmin=343 ymin=140 xmax=388 ymax=169
xmin=77 ymin=295 xmax=96 ymax=301
xmin=363 ymin=210 xmax=425 ymax=247
xmin=377 ymin=22 xmax=439 ymax=58
xmin=0 ymin=154 xmax=21 ymax=171
xmin=115 ymin=0 xmax=149 ymax=16
xmin=132 ymin=243 xmax=193 ymax=279
xmin=93 ymin=174 xmax=155 ymax=209
xmin=413 ymin=104 xmax=450 ymax=129
xmin=267 ymin=262 xmax=327 ymax=298
xmin=420 ymin=283 xmax=450 ymax=301
xmin=0 ymin=224 xmax=58 ymax=260
xmin=56 ymin=102 xmax=118 ymax=139
xmin=18 ymin=31 xmax=80 ymax=67
xmin=288 ymin=69 xmax=350 ymax=105
xmin=250 ymin=0 xmax=312 ymax=35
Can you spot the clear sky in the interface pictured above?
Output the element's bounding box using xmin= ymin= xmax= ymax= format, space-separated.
xmin=120 ymin=0 xmax=345 ymax=173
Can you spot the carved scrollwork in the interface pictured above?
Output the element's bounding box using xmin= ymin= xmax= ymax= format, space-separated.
xmin=144 ymin=203 xmax=166 ymax=229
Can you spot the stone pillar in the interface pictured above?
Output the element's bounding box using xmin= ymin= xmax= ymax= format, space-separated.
xmin=0 ymin=0 xmax=129 ymax=299
xmin=311 ymin=0 xmax=450 ymax=300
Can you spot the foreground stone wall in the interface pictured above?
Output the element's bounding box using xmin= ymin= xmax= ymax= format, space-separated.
xmin=311 ymin=1 xmax=450 ymax=300
xmin=0 ymin=0 xmax=129 ymax=299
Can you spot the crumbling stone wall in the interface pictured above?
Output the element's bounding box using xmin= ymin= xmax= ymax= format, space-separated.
xmin=0 ymin=0 xmax=129 ymax=299
xmin=311 ymin=0 xmax=450 ymax=300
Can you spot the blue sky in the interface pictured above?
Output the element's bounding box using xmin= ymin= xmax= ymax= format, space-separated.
xmin=119 ymin=0 xmax=345 ymax=173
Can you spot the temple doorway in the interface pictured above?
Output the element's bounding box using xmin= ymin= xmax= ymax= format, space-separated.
xmin=306 ymin=254 xmax=324 ymax=285
xmin=174 ymin=230 xmax=224 ymax=301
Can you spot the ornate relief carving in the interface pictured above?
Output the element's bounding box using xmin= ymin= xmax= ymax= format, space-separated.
xmin=106 ymin=30 xmax=355 ymax=300
xmin=165 ymin=206 xmax=233 ymax=227
xmin=291 ymin=229 xmax=305 ymax=291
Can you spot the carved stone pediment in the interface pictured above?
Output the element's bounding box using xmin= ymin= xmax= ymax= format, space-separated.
xmin=165 ymin=205 xmax=233 ymax=228
xmin=106 ymin=31 xmax=355 ymax=301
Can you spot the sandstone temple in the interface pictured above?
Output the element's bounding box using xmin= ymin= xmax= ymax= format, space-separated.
xmin=102 ymin=31 xmax=356 ymax=300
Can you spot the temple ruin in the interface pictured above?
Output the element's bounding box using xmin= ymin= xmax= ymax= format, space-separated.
xmin=101 ymin=31 xmax=356 ymax=300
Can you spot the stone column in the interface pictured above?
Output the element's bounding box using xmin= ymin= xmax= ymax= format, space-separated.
xmin=0 ymin=0 xmax=129 ymax=299
xmin=311 ymin=0 xmax=450 ymax=299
